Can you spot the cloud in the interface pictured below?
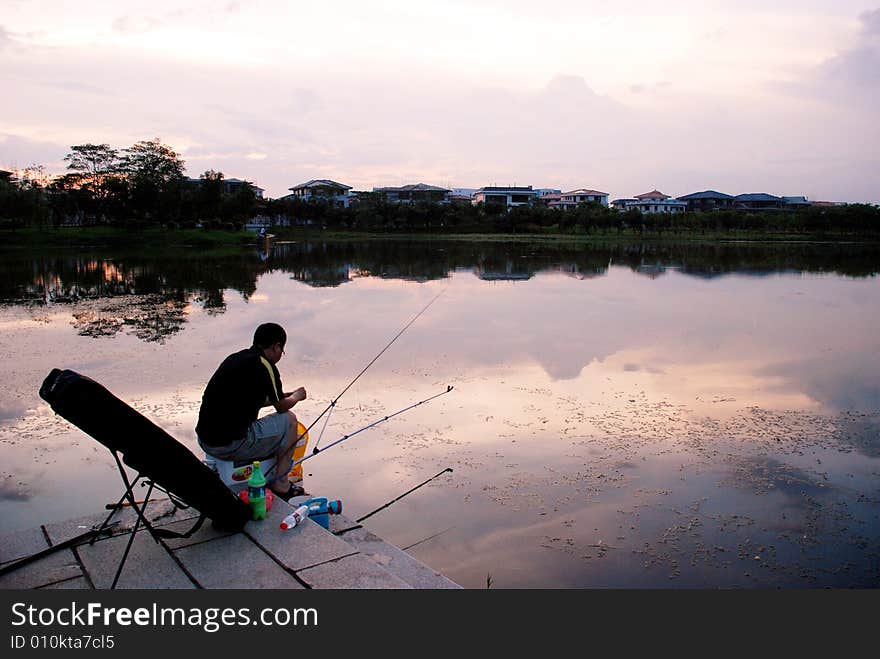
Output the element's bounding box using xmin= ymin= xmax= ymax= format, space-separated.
xmin=0 ymin=133 xmax=70 ymax=171
xmin=111 ymin=15 xmax=166 ymax=34
xmin=0 ymin=480 xmax=31 ymax=502
xmin=2 ymin=10 xmax=879 ymax=202
xmin=860 ymin=7 xmax=880 ymax=34
xmin=111 ymin=1 xmax=247 ymax=36
xmin=37 ymin=79 xmax=111 ymax=96
xmin=816 ymin=8 xmax=880 ymax=86
xmin=793 ymin=8 xmax=880 ymax=103
xmin=760 ymin=352 xmax=880 ymax=413
xmin=0 ymin=25 xmax=10 ymax=50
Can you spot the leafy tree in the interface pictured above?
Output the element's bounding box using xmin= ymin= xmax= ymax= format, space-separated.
xmin=63 ymin=143 xmax=119 ymax=194
xmin=119 ymin=138 xmax=185 ymax=223
xmin=119 ymin=138 xmax=185 ymax=187
xmin=223 ymin=179 xmax=257 ymax=225
xmin=199 ymin=169 xmax=225 ymax=220
xmin=0 ymin=175 xmax=49 ymax=229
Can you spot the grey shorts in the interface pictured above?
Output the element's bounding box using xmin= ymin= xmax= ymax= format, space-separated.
xmin=199 ymin=412 xmax=290 ymax=462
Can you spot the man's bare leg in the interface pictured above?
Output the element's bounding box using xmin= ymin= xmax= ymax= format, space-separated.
xmin=269 ymin=411 xmax=298 ymax=496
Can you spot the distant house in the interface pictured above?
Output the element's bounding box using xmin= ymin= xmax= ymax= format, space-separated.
xmin=0 ymin=169 xmax=14 ymax=183
xmin=534 ymin=188 xmax=562 ymax=198
xmin=473 ymin=186 xmax=536 ymax=207
xmin=550 ymin=189 xmax=610 ymax=210
xmin=449 ymin=193 xmax=475 ymax=203
xmin=225 ymin=178 xmax=265 ymax=199
xmin=473 ymin=264 xmax=532 ymax=281
xmin=782 ymin=196 xmax=811 ymax=210
xmin=611 ymin=190 xmax=686 ymax=214
xmin=536 ymin=193 xmax=562 ymax=207
xmin=285 ymin=179 xmax=353 ymax=208
xmin=635 ymin=190 xmax=671 ymax=202
xmin=183 ymin=176 xmax=264 ymax=198
xmin=373 ymin=183 xmax=451 ymax=204
xmin=678 ymin=190 xmax=734 ymax=212
xmin=810 ymin=200 xmax=847 ymax=207
xmin=451 ymin=188 xmax=477 ymax=199
xmin=734 ymin=193 xmax=784 ymax=211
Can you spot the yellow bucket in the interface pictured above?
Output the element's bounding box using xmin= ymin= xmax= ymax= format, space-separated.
xmin=288 ymin=421 xmax=309 ymax=484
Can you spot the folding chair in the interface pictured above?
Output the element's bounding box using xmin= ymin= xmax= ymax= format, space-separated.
xmin=34 ymin=368 xmax=251 ymax=589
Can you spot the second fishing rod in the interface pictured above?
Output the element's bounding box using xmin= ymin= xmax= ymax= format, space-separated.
xmin=291 ymin=385 xmax=453 ymax=467
xmin=294 ymin=288 xmax=446 ymax=455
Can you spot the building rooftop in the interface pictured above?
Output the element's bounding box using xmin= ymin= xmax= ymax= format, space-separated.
xmin=735 ymin=193 xmax=783 ymax=202
xmin=562 ymin=189 xmax=609 ymax=196
xmin=374 ymin=183 xmax=450 ymax=192
xmin=634 ymin=190 xmax=670 ymax=200
xmin=678 ymin=190 xmax=734 ymax=200
xmin=477 ymin=186 xmax=535 ymax=193
xmin=289 ymin=179 xmax=352 ymax=191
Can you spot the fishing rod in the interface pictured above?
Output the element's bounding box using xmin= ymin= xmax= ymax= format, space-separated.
xmin=356 ymin=467 xmax=453 ymax=523
xmin=333 ymin=467 xmax=454 ymax=535
xmin=296 ymin=288 xmax=446 ymax=450
xmin=291 ymin=385 xmax=453 ymax=468
xmin=0 ymin=521 xmax=120 ymax=578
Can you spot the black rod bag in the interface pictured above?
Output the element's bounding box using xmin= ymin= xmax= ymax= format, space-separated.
xmin=39 ymin=368 xmax=251 ymax=532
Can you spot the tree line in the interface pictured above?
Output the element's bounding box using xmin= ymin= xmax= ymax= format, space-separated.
xmin=268 ymin=194 xmax=880 ymax=237
xmin=1 ymin=138 xmax=878 ymax=236
xmin=1 ymin=139 xmax=259 ymax=229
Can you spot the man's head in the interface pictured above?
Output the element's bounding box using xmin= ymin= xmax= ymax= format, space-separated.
xmin=253 ymin=322 xmax=287 ymax=363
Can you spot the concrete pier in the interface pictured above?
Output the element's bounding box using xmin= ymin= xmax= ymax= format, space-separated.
xmin=0 ymin=495 xmax=460 ymax=590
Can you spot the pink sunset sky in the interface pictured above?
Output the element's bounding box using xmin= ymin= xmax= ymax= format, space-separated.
xmin=1 ymin=0 xmax=878 ymax=203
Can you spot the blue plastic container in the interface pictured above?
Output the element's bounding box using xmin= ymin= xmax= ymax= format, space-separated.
xmin=304 ymin=497 xmax=342 ymax=529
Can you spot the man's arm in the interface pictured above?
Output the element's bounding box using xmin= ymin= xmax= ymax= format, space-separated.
xmin=273 ymin=387 xmax=307 ymax=413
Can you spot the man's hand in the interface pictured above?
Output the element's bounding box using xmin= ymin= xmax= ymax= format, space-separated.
xmin=274 ymin=387 xmax=307 ymax=413
xmin=288 ymin=387 xmax=307 ymax=404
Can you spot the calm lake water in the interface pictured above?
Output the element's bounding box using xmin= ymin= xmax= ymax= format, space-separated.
xmin=1 ymin=238 xmax=879 ymax=588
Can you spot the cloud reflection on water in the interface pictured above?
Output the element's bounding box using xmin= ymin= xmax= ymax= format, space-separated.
xmin=1 ymin=241 xmax=878 ymax=586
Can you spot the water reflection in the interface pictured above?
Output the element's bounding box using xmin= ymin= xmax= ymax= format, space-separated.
xmin=3 ymin=240 xmax=879 ymax=314
xmin=1 ymin=240 xmax=878 ymax=587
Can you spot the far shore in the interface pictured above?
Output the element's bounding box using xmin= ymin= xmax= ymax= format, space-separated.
xmin=3 ymin=225 xmax=880 ymax=250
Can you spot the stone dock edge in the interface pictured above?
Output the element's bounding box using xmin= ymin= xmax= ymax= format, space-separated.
xmin=0 ymin=496 xmax=461 ymax=590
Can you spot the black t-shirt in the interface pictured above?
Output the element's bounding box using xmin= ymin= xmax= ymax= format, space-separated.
xmin=196 ymin=346 xmax=284 ymax=448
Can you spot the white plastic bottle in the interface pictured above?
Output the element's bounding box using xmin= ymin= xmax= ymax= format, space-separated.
xmin=279 ymin=504 xmax=310 ymax=530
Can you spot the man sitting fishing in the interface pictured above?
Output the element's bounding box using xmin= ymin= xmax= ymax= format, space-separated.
xmin=196 ymin=322 xmax=307 ymax=500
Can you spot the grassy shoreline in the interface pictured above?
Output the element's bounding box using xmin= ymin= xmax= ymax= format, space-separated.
xmin=2 ymin=225 xmax=879 ymax=249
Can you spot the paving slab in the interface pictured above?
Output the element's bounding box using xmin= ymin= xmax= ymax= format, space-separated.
xmin=328 ymin=512 xmax=363 ymax=535
xmin=44 ymin=508 xmax=141 ymax=545
xmin=244 ymin=499 xmax=356 ymax=572
xmin=298 ymin=554 xmax=413 ymax=589
xmin=75 ymin=530 xmax=195 ymax=589
xmin=0 ymin=526 xmax=51 ymax=564
xmin=158 ymin=517 xmax=237 ymax=550
xmin=0 ymin=547 xmax=83 ymax=589
xmin=174 ymin=532 xmax=303 ymax=589
xmin=38 ymin=576 xmax=91 ymax=590
xmin=11 ymin=500 xmax=459 ymax=589
xmin=43 ymin=503 xmax=200 ymax=544
xmin=333 ymin=525 xmax=461 ymax=589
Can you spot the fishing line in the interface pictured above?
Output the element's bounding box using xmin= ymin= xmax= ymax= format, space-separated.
xmin=302 ymin=287 xmax=446 ymax=451
xmin=314 ymin=399 xmax=335 ymax=449
xmin=401 ymin=526 xmax=455 ymax=551
xmin=292 ymin=385 xmax=453 ymax=467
